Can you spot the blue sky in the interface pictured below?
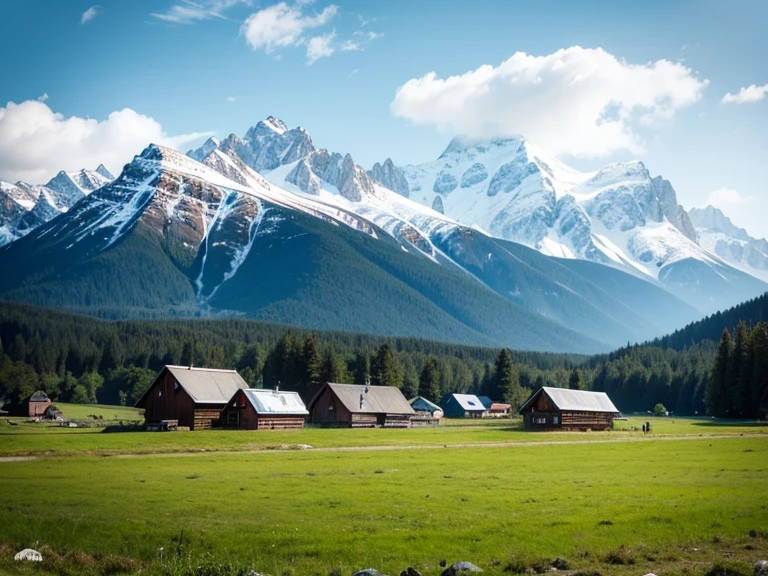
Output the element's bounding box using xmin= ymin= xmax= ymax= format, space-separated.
xmin=1 ymin=0 xmax=767 ymax=236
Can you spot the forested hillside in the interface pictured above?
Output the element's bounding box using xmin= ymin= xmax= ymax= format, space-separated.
xmin=2 ymin=295 xmax=767 ymax=418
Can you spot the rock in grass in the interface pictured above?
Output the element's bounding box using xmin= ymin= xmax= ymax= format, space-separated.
xmin=353 ymin=570 xmax=387 ymax=576
xmin=14 ymin=549 xmax=43 ymax=562
xmin=755 ymin=560 xmax=768 ymax=576
xmin=400 ymin=569 xmax=421 ymax=576
xmin=441 ymin=561 xmax=483 ymax=576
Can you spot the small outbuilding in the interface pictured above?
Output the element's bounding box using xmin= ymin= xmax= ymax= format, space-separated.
xmin=441 ymin=393 xmax=486 ymax=418
xmin=27 ymin=391 xmax=52 ymax=417
xmin=221 ymin=388 xmax=308 ymax=430
xmin=519 ymin=386 xmax=619 ymax=431
xmin=409 ymin=396 xmax=443 ymax=427
xmin=135 ymin=365 xmax=248 ymax=430
xmin=309 ymin=382 xmax=414 ymax=428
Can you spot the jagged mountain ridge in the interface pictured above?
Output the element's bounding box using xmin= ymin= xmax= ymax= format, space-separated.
xmin=390 ymin=135 xmax=765 ymax=314
xmin=183 ymin=119 xmax=707 ymax=347
xmin=689 ymin=205 xmax=768 ymax=282
xmin=0 ymin=143 xmax=621 ymax=353
xmin=0 ymin=167 xmax=113 ymax=245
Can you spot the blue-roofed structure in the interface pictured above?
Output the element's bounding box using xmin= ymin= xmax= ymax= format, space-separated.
xmin=441 ymin=393 xmax=486 ymax=418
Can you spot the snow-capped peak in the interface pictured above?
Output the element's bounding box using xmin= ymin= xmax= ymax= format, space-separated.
xmin=262 ymin=116 xmax=288 ymax=135
xmin=96 ymin=164 xmax=115 ymax=180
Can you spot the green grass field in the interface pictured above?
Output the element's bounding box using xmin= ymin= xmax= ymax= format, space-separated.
xmin=0 ymin=418 xmax=767 ymax=576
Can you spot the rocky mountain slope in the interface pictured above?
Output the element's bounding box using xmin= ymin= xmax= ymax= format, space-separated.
xmin=689 ymin=206 xmax=768 ymax=282
xmin=0 ymin=167 xmax=112 ymax=245
xmin=394 ymin=136 xmax=765 ymax=313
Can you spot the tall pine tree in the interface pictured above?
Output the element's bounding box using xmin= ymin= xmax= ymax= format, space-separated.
xmin=706 ymin=328 xmax=732 ymax=417
xmin=418 ymin=356 xmax=441 ymax=403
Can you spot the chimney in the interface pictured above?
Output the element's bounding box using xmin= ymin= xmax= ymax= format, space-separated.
xmin=276 ymin=381 xmax=280 ymax=393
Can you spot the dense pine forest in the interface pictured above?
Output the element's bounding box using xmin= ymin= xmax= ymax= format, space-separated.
xmin=1 ymin=294 xmax=767 ymax=417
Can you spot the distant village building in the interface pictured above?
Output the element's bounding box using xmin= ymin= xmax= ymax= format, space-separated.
xmin=519 ymin=387 xmax=619 ymax=431
xmin=9 ymin=390 xmax=54 ymax=418
xmin=135 ymin=366 xmax=247 ymax=430
xmin=409 ymin=396 xmax=443 ymax=426
xmin=27 ymin=390 xmax=52 ymax=417
xmin=441 ymin=393 xmax=486 ymax=418
xmin=309 ymin=383 xmax=414 ymax=428
xmin=221 ymin=388 xmax=308 ymax=430
xmin=477 ymin=396 xmax=511 ymax=417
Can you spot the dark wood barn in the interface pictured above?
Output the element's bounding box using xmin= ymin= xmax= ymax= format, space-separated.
xmin=309 ymin=383 xmax=414 ymax=428
xmin=221 ymin=388 xmax=308 ymax=430
xmin=519 ymin=387 xmax=619 ymax=431
xmin=135 ymin=366 xmax=247 ymax=430
xmin=409 ymin=396 xmax=443 ymax=427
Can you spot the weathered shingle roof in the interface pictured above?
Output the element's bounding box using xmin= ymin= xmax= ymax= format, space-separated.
xmin=449 ymin=394 xmax=486 ymax=412
xmin=519 ymin=387 xmax=619 ymax=414
xmin=166 ymin=366 xmax=248 ymax=404
xmin=137 ymin=366 xmax=248 ymax=407
xmin=242 ymin=389 xmax=308 ymax=415
xmin=317 ymin=383 xmax=414 ymax=415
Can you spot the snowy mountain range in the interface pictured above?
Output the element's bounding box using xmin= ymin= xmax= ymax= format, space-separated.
xmin=0 ymin=166 xmax=113 ymax=245
xmin=0 ymin=116 xmax=765 ymax=353
xmin=689 ymin=206 xmax=768 ymax=282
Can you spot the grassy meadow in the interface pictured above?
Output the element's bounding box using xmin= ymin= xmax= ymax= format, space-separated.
xmin=0 ymin=417 xmax=767 ymax=576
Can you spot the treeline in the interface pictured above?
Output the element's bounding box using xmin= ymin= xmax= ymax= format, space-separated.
xmin=650 ymin=292 xmax=768 ymax=351
xmin=0 ymin=302 xmax=582 ymax=409
xmin=2 ymin=300 xmax=766 ymax=418
xmin=706 ymin=322 xmax=768 ymax=419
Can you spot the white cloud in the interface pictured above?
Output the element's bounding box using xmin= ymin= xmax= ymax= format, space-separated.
xmin=306 ymin=32 xmax=336 ymax=65
xmin=151 ymin=0 xmax=250 ymax=24
xmin=703 ymin=188 xmax=752 ymax=208
xmin=226 ymin=95 xmax=239 ymax=102
xmin=241 ymin=2 xmax=337 ymax=53
xmin=346 ymin=69 xmax=359 ymax=81
xmin=80 ymin=5 xmax=100 ymax=25
xmin=721 ymin=84 xmax=768 ymax=105
xmin=37 ymin=93 xmax=49 ymax=103
xmin=340 ymin=39 xmax=361 ymax=52
xmin=0 ymin=100 xmax=209 ymax=183
xmin=391 ymin=46 xmax=708 ymax=158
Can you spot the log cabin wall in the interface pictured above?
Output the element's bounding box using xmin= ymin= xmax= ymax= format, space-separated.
xmin=310 ymin=386 xmax=352 ymax=425
xmin=142 ymin=370 xmax=195 ymax=428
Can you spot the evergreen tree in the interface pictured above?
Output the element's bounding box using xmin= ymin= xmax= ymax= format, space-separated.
xmin=401 ymin=359 xmax=419 ymax=399
xmin=729 ymin=321 xmax=749 ymax=416
xmin=568 ymin=368 xmax=583 ymax=390
xmin=353 ymin=348 xmax=370 ymax=385
xmin=418 ymin=356 xmax=441 ymax=403
xmin=492 ymin=349 xmax=520 ymax=403
xmin=299 ymin=334 xmax=321 ymax=398
xmin=370 ymin=343 xmax=401 ymax=388
xmin=706 ymin=328 xmax=732 ymax=417
xmin=749 ymin=323 xmax=768 ymax=419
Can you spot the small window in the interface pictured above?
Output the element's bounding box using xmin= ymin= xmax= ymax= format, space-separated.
xmin=158 ymin=389 xmax=162 ymax=397
xmin=553 ymin=416 xmax=559 ymax=424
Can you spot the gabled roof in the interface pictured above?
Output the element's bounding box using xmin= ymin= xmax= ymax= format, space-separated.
xmin=490 ymin=402 xmax=511 ymax=411
xmin=240 ymin=389 xmax=308 ymax=415
xmin=29 ymin=390 xmax=50 ymax=403
xmin=519 ymin=387 xmax=619 ymax=414
xmin=410 ymin=396 xmax=443 ymax=413
xmin=136 ymin=366 xmax=248 ymax=406
xmin=311 ymin=383 xmax=414 ymax=415
xmin=447 ymin=393 xmax=486 ymax=412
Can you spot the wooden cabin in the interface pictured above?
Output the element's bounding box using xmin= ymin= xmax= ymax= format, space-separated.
xmin=441 ymin=393 xmax=486 ymax=418
xmin=519 ymin=387 xmax=619 ymax=431
xmin=409 ymin=396 xmax=443 ymax=427
xmin=26 ymin=390 xmax=52 ymax=417
xmin=221 ymin=388 xmax=308 ymax=430
xmin=309 ymin=383 xmax=414 ymax=428
xmin=135 ymin=366 xmax=247 ymax=430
